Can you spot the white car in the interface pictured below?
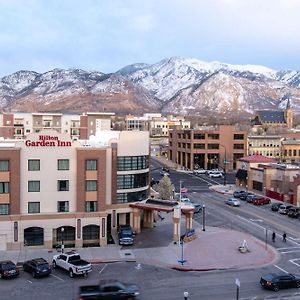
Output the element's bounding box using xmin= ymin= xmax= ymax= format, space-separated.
xmin=209 ymin=172 xmax=223 ymax=178
xmin=193 ymin=169 xmax=207 ymax=175
xmin=225 ymin=198 xmax=240 ymax=206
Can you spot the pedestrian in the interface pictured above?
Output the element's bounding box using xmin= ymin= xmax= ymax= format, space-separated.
xmin=272 ymin=231 xmax=276 ymax=242
xmin=283 ymin=232 xmax=287 ymax=242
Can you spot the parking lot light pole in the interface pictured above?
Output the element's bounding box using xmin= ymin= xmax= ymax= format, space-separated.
xmin=202 ymin=204 xmax=206 ymax=231
xmin=61 ymin=227 xmax=65 ymax=253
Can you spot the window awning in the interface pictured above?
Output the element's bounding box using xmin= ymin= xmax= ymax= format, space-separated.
xmin=236 ymin=169 xmax=248 ymax=180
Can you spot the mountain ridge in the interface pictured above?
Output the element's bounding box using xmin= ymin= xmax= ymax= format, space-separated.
xmin=1 ymin=57 xmax=300 ymax=116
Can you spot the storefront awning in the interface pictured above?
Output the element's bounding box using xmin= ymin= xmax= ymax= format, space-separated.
xmin=236 ymin=169 xmax=248 ymax=180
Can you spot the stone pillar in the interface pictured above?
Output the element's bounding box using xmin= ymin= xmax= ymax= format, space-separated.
xmin=184 ymin=211 xmax=193 ymax=230
xmin=173 ymin=207 xmax=180 ymax=241
xmin=75 ymin=218 xmax=83 ymax=248
xmin=132 ymin=208 xmax=141 ymax=234
xmin=100 ymin=217 xmax=107 ymax=246
xmin=143 ymin=210 xmax=154 ymax=228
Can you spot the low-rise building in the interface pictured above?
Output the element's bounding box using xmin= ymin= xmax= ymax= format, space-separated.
xmin=168 ymin=125 xmax=247 ymax=172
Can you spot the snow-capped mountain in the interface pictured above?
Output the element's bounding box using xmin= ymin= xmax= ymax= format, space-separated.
xmin=1 ymin=57 xmax=300 ymax=115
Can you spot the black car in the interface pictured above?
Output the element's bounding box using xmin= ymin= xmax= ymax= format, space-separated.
xmin=0 ymin=260 xmax=19 ymax=279
xmin=246 ymin=194 xmax=257 ymax=203
xmin=233 ymin=190 xmax=247 ymax=198
xmin=240 ymin=192 xmax=254 ymax=201
xmin=287 ymin=207 xmax=300 ymax=218
xmin=23 ymin=258 xmax=52 ymax=278
xmin=79 ymin=280 xmax=140 ymax=299
xmin=271 ymin=202 xmax=282 ymax=211
xmin=260 ymin=273 xmax=300 ymax=292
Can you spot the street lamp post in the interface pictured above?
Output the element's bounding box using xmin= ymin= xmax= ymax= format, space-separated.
xmin=220 ymin=144 xmax=227 ymax=186
xmin=202 ymin=204 xmax=206 ymax=231
xmin=61 ymin=227 xmax=65 ymax=253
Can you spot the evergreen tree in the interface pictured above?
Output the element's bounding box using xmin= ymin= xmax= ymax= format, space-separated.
xmin=154 ymin=176 xmax=175 ymax=200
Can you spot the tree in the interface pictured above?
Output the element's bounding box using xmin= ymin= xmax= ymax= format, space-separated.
xmin=153 ymin=176 xmax=175 ymax=200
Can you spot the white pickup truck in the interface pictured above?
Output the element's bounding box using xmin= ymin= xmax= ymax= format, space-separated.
xmin=52 ymin=251 xmax=92 ymax=278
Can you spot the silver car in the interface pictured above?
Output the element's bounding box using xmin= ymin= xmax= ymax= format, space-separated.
xmin=225 ymin=197 xmax=240 ymax=207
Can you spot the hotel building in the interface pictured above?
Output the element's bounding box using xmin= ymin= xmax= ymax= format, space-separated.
xmin=0 ymin=130 xmax=150 ymax=251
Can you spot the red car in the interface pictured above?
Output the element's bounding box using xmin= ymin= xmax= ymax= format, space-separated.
xmin=253 ymin=197 xmax=271 ymax=205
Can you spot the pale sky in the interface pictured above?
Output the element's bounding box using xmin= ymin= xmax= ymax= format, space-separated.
xmin=1 ymin=0 xmax=300 ymax=77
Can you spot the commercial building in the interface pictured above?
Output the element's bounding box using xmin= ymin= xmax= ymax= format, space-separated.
xmin=0 ymin=130 xmax=150 ymax=251
xmin=236 ymin=156 xmax=300 ymax=206
xmin=168 ymin=125 xmax=247 ymax=172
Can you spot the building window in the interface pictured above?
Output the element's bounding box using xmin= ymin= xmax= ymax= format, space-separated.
xmin=28 ymin=159 xmax=40 ymax=171
xmin=86 ymin=159 xmax=97 ymax=170
xmin=58 ymin=180 xmax=69 ymax=191
xmin=117 ymin=155 xmax=149 ymax=171
xmin=28 ymin=202 xmax=40 ymax=213
xmin=207 ymin=134 xmax=219 ymax=140
xmin=0 ymin=182 xmax=9 ymax=193
xmin=85 ymin=201 xmax=97 ymax=212
xmin=234 ymin=144 xmax=244 ymax=150
xmin=0 ymin=204 xmax=9 ymax=215
xmin=117 ymin=190 xmax=148 ymax=203
xmin=117 ymin=173 xmax=149 ymax=189
xmin=57 ymin=201 xmax=69 ymax=212
xmin=28 ymin=181 xmax=40 ymax=192
xmin=0 ymin=160 xmax=9 ymax=171
xmin=194 ymin=133 xmax=205 ymax=139
xmin=194 ymin=143 xmax=205 ymax=149
xmin=293 ymin=149 xmax=297 ymax=156
xmin=234 ymin=134 xmax=244 ymax=140
xmin=253 ymin=181 xmax=263 ymax=191
xmin=86 ymin=180 xmax=97 ymax=191
xmin=208 ymin=144 xmax=219 ymax=149
xmin=58 ymin=159 xmax=69 ymax=170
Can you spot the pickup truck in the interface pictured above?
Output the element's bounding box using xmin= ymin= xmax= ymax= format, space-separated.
xmin=78 ymin=280 xmax=140 ymax=299
xmin=52 ymin=251 xmax=92 ymax=278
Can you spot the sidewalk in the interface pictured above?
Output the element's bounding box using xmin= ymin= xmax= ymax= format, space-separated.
xmin=0 ymin=214 xmax=278 ymax=272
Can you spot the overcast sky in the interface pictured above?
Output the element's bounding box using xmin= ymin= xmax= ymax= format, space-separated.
xmin=1 ymin=0 xmax=300 ymax=77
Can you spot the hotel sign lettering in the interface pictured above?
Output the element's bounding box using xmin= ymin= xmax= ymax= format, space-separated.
xmin=25 ymin=135 xmax=72 ymax=147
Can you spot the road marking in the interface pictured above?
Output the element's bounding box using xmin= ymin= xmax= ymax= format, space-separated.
xmin=50 ymin=273 xmax=65 ymax=281
xmin=289 ymin=237 xmax=300 ymax=241
xmin=26 ymin=280 xmax=32 ymax=284
xmin=280 ymin=250 xmax=300 ymax=254
xmin=277 ymin=246 xmax=300 ymax=250
xmin=274 ymin=264 xmax=289 ymax=273
xmin=290 ymin=259 xmax=300 ymax=268
xmin=99 ymin=263 xmax=107 ymax=274
xmin=249 ymin=219 xmax=263 ymax=222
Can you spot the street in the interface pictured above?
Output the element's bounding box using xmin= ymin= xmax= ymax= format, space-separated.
xmin=1 ymin=158 xmax=300 ymax=300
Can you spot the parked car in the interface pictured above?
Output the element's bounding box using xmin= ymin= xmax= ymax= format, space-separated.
xmin=246 ymin=194 xmax=257 ymax=203
xmin=240 ymin=192 xmax=254 ymax=201
xmin=180 ymin=198 xmax=203 ymax=213
xmin=0 ymin=260 xmax=19 ymax=279
xmin=271 ymin=202 xmax=282 ymax=212
xmin=118 ymin=225 xmax=134 ymax=246
xmin=23 ymin=258 xmax=52 ymax=278
xmin=52 ymin=251 xmax=92 ymax=278
xmin=224 ymin=197 xmax=240 ymax=207
xmin=278 ymin=204 xmax=294 ymax=214
xmin=233 ymin=190 xmax=247 ymax=199
xmin=79 ymin=280 xmax=140 ymax=299
xmin=180 ymin=187 xmax=188 ymax=194
xmin=287 ymin=207 xmax=300 ymax=218
xmin=260 ymin=273 xmax=300 ymax=292
xmin=253 ymin=197 xmax=271 ymax=205
xmin=209 ymin=172 xmax=223 ymax=178
xmin=193 ymin=168 xmax=207 ymax=175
